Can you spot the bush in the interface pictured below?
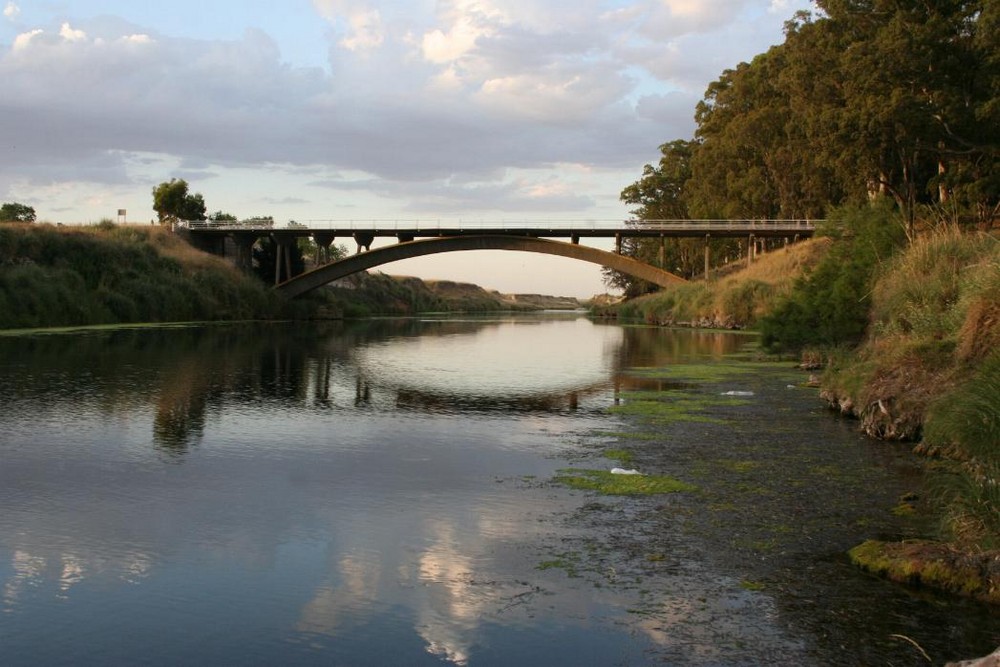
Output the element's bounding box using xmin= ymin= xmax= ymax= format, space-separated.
xmin=0 ymin=225 xmax=287 ymax=329
xmin=760 ymin=203 xmax=907 ymax=351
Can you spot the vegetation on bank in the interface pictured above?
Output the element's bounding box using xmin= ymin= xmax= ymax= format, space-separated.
xmin=0 ymin=222 xmax=290 ymax=330
xmin=317 ymin=272 xmax=579 ymax=318
xmin=594 ymin=235 xmax=830 ymax=328
xmin=0 ymin=223 xmax=582 ymax=331
xmin=604 ymin=0 xmax=999 ymax=605
xmin=604 ymin=212 xmax=1000 ymax=601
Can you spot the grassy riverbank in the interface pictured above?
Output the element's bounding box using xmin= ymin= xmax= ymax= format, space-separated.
xmin=0 ymin=223 xmax=582 ymax=331
xmin=593 ymin=237 xmax=831 ymax=329
xmin=0 ymin=223 xmax=291 ymax=330
xmin=316 ymin=271 xmax=581 ymax=318
xmin=603 ymin=218 xmax=1000 ymax=602
xmin=821 ymin=229 xmax=1000 ymax=600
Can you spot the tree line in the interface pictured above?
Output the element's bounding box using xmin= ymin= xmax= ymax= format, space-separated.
xmin=614 ymin=0 xmax=999 ymax=294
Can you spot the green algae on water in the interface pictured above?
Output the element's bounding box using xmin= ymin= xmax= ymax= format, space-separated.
xmin=553 ymin=468 xmax=697 ymax=496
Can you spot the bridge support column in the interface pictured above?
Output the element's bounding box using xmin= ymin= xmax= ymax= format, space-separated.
xmin=747 ymin=234 xmax=755 ymax=268
xmin=273 ymin=235 xmax=297 ymax=285
xmin=615 ymin=233 xmax=622 ymax=254
xmin=704 ymin=234 xmax=711 ymax=281
xmin=571 ymin=233 xmax=580 ymax=245
xmin=353 ymin=232 xmax=375 ymax=253
xmin=232 ymin=232 xmax=258 ymax=273
xmin=313 ymin=232 xmax=336 ymax=265
xmin=658 ymin=235 xmax=666 ymax=268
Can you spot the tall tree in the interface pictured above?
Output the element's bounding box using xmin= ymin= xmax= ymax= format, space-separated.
xmin=0 ymin=202 xmax=36 ymax=223
xmin=152 ymin=179 xmax=207 ymax=224
xmin=611 ymin=140 xmax=740 ymax=294
xmin=811 ymin=0 xmax=997 ymax=232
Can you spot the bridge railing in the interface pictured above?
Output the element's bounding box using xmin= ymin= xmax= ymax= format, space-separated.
xmin=180 ymin=218 xmax=820 ymax=233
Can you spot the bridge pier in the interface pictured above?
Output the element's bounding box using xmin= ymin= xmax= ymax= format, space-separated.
xmin=747 ymin=234 xmax=755 ymax=268
xmin=658 ymin=235 xmax=666 ymax=269
xmin=232 ymin=232 xmax=258 ymax=273
xmin=704 ymin=234 xmax=711 ymax=281
xmin=353 ymin=232 xmax=375 ymax=253
xmin=615 ymin=233 xmax=622 ymax=254
xmin=273 ymin=234 xmax=298 ymax=285
xmin=312 ymin=232 xmax=336 ymax=265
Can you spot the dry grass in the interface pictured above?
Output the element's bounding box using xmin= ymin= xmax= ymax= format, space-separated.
xmin=609 ymin=237 xmax=830 ymax=327
xmin=717 ymin=236 xmax=831 ymax=288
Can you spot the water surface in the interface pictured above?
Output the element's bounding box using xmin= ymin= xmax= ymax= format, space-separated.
xmin=0 ymin=317 xmax=995 ymax=665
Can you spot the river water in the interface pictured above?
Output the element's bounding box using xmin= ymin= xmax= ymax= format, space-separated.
xmin=0 ymin=316 xmax=995 ymax=666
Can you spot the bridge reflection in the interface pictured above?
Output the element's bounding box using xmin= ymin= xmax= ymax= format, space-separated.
xmin=0 ymin=318 xmax=752 ymax=459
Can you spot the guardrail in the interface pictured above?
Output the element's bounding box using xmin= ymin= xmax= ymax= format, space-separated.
xmin=181 ymin=219 xmax=820 ymax=233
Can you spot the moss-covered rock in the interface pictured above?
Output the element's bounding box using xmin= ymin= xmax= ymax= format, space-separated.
xmin=849 ymin=539 xmax=1000 ymax=604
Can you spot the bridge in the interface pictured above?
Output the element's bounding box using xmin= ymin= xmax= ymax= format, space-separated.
xmin=179 ymin=219 xmax=818 ymax=298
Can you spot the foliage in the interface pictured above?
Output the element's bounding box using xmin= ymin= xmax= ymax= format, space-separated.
xmin=759 ymin=204 xmax=907 ymax=351
xmin=0 ymin=202 xmax=36 ymax=223
xmin=618 ymin=1 xmax=1000 ymax=263
xmin=602 ymin=237 xmax=829 ymax=328
xmin=610 ymin=140 xmax=740 ymax=294
xmin=0 ymin=224 xmax=285 ymax=329
xmin=152 ymin=179 xmax=207 ymax=224
xmin=923 ymin=352 xmax=1000 ymax=547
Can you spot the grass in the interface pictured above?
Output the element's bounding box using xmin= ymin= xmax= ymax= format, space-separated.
xmin=922 ymin=351 xmax=1000 ymax=548
xmin=603 ymin=238 xmax=831 ymax=328
xmin=0 ymin=223 xmax=287 ymax=329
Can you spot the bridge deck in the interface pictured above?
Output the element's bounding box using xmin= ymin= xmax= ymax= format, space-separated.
xmin=183 ymin=219 xmax=818 ymax=239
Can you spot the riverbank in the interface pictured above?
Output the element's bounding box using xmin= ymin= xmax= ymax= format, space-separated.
xmin=0 ymin=223 xmax=583 ymax=330
xmin=822 ymin=228 xmax=1000 ymax=603
xmin=0 ymin=223 xmax=290 ymax=329
xmin=601 ymin=223 xmax=1000 ymax=605
xmin=591 ymin=237 xmax=831 ymax=329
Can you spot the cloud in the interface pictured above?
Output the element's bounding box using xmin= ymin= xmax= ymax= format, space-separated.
xmin=11 ymin=28 xmax=40 ymax=51
xmin=59 ymin=22 xmax=87 ymax=42
xmin=3 ymin=1 xmax=18 ymax=20
xmin=0 ymin=1 xmax=808 ymax=216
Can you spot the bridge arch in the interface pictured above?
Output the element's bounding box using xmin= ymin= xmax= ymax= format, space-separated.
xmin=276 ymin=235 xmax=685 ymax=299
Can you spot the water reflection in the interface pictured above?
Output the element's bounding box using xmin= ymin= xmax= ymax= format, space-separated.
xmin=0 ymin=319 xmax=749 ymax=461
xmin=6 ymin=319 xmax=985 ymax=665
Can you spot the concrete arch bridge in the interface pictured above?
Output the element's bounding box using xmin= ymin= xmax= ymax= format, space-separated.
xmin=179 ymin=219 xmax=818 ymax=299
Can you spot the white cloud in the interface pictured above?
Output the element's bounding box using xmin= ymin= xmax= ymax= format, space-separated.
xmin=3 ymin=1 xmax=18 ymax=20
xmin=121 ymin=34 xmax=153 ymax=45
xmin=421 ymin=15 xmax=489 ymax=64
xmin=313 ymin=0 xmax=387 ymax=52
xmin=1 ymin=0 xmax=810 ymax=222
xmin=11 ymin=28 xmax=41 ymax=52
xmin=59 ymin=22 xmax=87 ymax=42
xmin=339 ymin=8 xmax=384 ymax=51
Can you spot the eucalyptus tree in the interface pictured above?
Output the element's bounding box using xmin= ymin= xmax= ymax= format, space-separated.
xmin=810 ymin=0 xmax=998 ymax=232
xmin=609 ymin=141 xmax=696 ymax=295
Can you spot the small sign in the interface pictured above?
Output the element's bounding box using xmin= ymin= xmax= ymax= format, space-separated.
xmin=117 ymin=209 xmax=126 ymax=223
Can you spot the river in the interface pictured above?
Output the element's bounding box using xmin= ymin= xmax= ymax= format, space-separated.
xmin=0 ymin=316 xmax=996 ymax=666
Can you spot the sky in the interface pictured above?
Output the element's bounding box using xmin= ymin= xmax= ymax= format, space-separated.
xmin=0 ymin=0 xmax=811 ymax=297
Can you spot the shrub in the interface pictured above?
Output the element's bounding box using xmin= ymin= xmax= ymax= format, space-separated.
xmin=760 ymin=203 xmax=907 ymax=351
